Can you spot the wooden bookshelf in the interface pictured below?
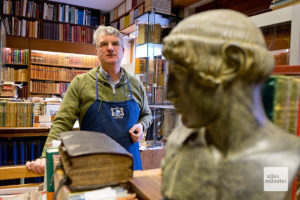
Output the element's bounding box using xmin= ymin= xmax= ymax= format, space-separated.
xmin=5 ymin=35 xmax=97 ymax=97
xmin=110 ymin=0 xmax=145 ymax=34
xmin=0 ymin=127 xmax=50 ymax=137
xmin=1 ymin=0 xmax=105 ymax=44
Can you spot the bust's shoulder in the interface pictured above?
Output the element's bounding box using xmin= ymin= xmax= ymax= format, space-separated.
xmin=238 ymin=132 xmax=300 ymax=176
xmin=259 ymin=131 xmax=300 ymax=155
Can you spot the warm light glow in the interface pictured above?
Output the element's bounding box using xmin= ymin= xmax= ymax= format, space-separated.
xmin=135 ymin=43 xmax=163 ymax=58
xmin=31 ymin=50 xmax=97 ymax=57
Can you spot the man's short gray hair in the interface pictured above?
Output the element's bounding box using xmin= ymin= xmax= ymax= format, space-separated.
xmin=93 ymin=25 xmax=124 ymax=48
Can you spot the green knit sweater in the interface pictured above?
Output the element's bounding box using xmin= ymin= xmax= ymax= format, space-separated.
xmin=41 ymin=66 xmax=152 ymax=157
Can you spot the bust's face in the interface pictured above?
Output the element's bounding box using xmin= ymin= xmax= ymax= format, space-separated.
xmin=167 ymin=60 xmax=223 ymax=128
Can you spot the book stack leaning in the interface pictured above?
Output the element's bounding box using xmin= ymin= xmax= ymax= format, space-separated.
xmin=58 ymin=131 xmax=133 ymax=192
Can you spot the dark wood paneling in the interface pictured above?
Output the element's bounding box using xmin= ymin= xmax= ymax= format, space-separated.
xmin=140 ymin=148 xmax=165 ymax=170
xmin=195 ymin=0 xmax=272 ymax=16
xmin=30 ymin=38 xmax=97 ymax=55
xmin=6 ymin=36 xmax=30 ymax=49
xmin=6 ymin=36 xmax=97 ymax=55
xmin=173 ymin=0 xmax=204 ymax=8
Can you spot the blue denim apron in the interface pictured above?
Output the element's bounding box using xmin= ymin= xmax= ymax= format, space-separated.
xmin=81 ymin=71 xmax=142 ymax=170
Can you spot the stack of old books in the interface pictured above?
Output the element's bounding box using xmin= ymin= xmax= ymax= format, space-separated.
xmin=58 ymin=131 xmax=134 ymax=192
xmin=144 ymin=0 xmax=171 ymax=15
xmin=0 ymin=81 xmax=17 ymax=97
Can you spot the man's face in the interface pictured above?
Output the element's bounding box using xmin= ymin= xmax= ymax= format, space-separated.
xmin=96 ymin=34 xmax=124 ymax=66
xmin=167 ymin=61 xmax=223 ymax=128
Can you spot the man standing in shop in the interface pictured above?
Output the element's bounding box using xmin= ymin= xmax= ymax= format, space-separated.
xmin=26 ymin=26 xmax=152 ymax=172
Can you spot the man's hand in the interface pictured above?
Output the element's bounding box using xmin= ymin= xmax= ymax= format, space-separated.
xmin=129 ymin=123 xmax=144 ymax=143
xmin=26 ymin=158 xmax=46 ymax=174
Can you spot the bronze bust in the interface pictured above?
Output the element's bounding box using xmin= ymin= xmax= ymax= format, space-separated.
xmin=161 ymin=9 xmax=300 ymax=200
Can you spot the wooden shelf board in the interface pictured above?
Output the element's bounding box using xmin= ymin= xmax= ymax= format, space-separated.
xmin=31 ymin=38 xmax=97 ymax=55
xmin=6 ymin=36 xmax=97 ymax=55
xmin=273 ymin=65 xmax=300 ymax=75
xmin=121 ymin=24 xmax=136 ymax=34
xmin=172 ymin=0 xmax=204 ymax=8
xmin=30 ymin=92 xmax=61 ymax=95
xmin=0 ymin=127 xmax=50 ymax=137
xmin=0 ymin=165 xmax=43 ymax=180
xmin=0 ymin=133 xmax=49 ymax=137
xmin=1 ymin=80 xmax=27 ymax=83
xmin=30 ymin=78 xmax=70 ymax=82
xmin=6 ymin=36 xmax=30 ymax=49
xmin=3 ymin=63 xmax=28 ymax=66
xmin=0 ymin=127 xmax=50 ymax=132
xmin=31 ymin=62 xmax=94 ymax=69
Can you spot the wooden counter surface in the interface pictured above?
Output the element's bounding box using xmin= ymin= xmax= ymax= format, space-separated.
xmin=130 ymin=168 xmax=162 ymax=200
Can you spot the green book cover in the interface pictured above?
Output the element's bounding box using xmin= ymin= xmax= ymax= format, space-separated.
xmin=46 ymin=147 xmax=59 ymax=192
xmin=262 ymin=75 xmax=293 ymax=131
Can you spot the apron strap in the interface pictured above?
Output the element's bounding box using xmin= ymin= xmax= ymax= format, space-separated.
xmin=96 ymin=70 xmax=99 ymax=99
xmin=126 ymin=76 xmax=133 ymax=100
xmin=96 ymin=71 xmax=104 ymax=112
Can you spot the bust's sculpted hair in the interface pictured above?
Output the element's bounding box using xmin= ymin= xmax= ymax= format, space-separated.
xmin=162 ymin=10 xmax=274 ymax=87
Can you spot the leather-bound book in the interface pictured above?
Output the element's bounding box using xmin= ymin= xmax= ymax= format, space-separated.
xmin=59 ymin=131 xmax=133 ymax=192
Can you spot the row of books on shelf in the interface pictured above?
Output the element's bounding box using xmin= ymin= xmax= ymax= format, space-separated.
xmin=110 ymin=3 xmax=144 ymax=30
xmin=40 ymin=21 xmax=95 ymax=43
xmin=146 ymin=107 xmax=177 ymax=140
xmin=0 ymin=101 xmax=34 ymax=127
xmin=118 ymin=9 xmax=134 ymax=30
xmin=0 ymin=137 xmax=45 ymax=166
xmin=262 ymin=75 xmax=300 ymax=135
xmin=0 ymin=137 xmax=45 ymax=186
xmin=2 ymin=48 xmax=28 ymax=64
xmin=110 ymin=0 xmax=143 ymax=22
xmin=138 ymin=72 xmax=167 ymax=87
xmin=135 ymin=56 xmax=168 ymax=74
xmin=1 ymin=66 xmax=27 ymax=82
xmin=30 ymin=65 xmax=89 ymax=82
xmin=147 ymin=85 xmax=168 ymax=105
xmin=42 ymin=2 xmax=100 ymax=26
xmin=3 ymin=17 xmax=96 ymax=44
xmin=1 ymin=0 xmax=102 ymax=27
xmin=30 ymin=81 xmax=69 ymax=95
xmin=19 ymin=85 xmax=28 ymax=98
xmin=1 ymin=66 xmax=90 ymax=88
xmin=137 ymin=23 xmax=162 ymax=44
xmin=31 ymin=51 xmax=99 ymax=68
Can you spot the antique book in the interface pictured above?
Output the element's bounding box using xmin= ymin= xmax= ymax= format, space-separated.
xmin=59 ymin=131 xmax=133 ymax=192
